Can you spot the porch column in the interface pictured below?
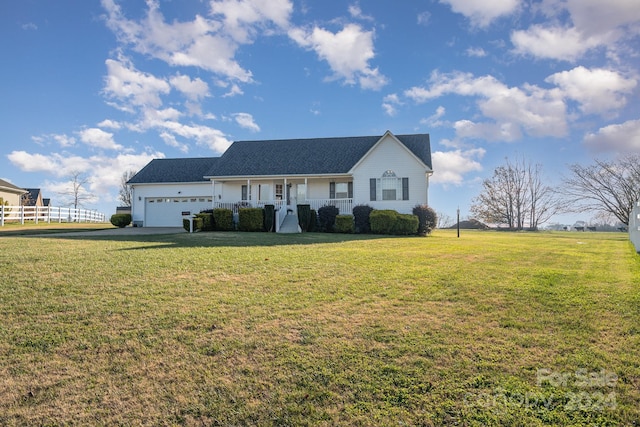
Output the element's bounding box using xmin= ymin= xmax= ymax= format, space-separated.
xmin=211 ymin=180 xmax=216 ymax=208
xmin=304 ymin=178 xmax=308 ymax=203
xmin=284 ymin=178 xmax=288 ymax=205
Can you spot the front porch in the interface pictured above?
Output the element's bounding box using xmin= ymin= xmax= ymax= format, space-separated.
xmin=212 ymin=198 xmax=353 ymax=215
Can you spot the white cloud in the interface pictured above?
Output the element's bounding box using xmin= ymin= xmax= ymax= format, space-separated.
xmin=545 ymin=66 xmax=637 ymax=115
xmin=348 ymin=3 xmax=374 ymax=21
xmin=233 ymin=112 xmax=260 ymax=132
xmin=440 ymin=0 xmax=520 ymax=27
xmin=170 ymin=74 xmax=209 ymax=101
xmin=210 ymin=0 xmax=293 ymax=43
xmin=566 ymin=0 xmax=640 ymax=37
xmin=382 ymin=93 xmax=401 ymax=116
xmin=431 ymin=148 xmax=485 ymax=185
xmin=466 ymin=47 xmax=487 ymax=57
xmin=97 ymin=119 xmax=122 ymax=130
xmin=288 ymin=23 xmax=388 ymax=90
xmin=159 ymin=132 xmax=190 ymax=153
xmin=77 ymin=128 xmax=123 ymax=150
xmin=511 ymin=0 xmax=640 ymax=62
xmin=103 ymin=57 xmax=171 ymax=109
xmin=53 ymin=134 xmax=77 ymax=147
xmin=511 ymin=25 xmax=608 ymax=61
xmin=102 ymin=0 xmax=293 ymax=84
xmin=583 ymin=119 xmax=640 ymax=152
xmin=405 ymin=71 xmax=568 ymax=141
xmin=9 ymin=150 xmax=164 ymax=203
xmin=417 ymin=11 xmax=431 ymax=26
xmin=420 ymin=106 xmax=446 ymax=126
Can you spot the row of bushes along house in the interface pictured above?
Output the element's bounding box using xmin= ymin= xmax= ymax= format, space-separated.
xmin=111 ymin=204 xmax=438 ymax=236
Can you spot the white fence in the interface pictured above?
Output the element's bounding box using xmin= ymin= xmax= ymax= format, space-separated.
xmin=0 ymin=205 xmax=106 ymax=226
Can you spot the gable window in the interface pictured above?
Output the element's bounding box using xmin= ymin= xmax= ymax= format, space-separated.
xmin=370 ymin=170 xmax=409 ymax=201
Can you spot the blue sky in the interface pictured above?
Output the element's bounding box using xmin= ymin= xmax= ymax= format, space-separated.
xmin=1 ymin=0 xmax=639 ymax=225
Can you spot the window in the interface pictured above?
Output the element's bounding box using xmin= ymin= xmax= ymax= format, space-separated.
xmin=241 ymin=185 xmax=251 ymax=201
xmin=370 ymin=171 xmax=409 ymax=201
xmin=275 ymin=184 xmax=283 ymax=200
xmin=329 ymin=182 xmax=353 ymax=199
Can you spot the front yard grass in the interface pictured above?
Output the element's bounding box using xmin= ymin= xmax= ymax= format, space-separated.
xmin=0 ymin=230 xmax=638 ymax=425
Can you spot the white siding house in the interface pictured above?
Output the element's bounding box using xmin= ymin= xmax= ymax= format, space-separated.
xmin=630 ymin=200 xmax=640 ymax=253
xmin=129 ymin=131 xmax=433 ymax=229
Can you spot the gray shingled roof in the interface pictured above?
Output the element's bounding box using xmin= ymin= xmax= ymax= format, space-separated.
xmin=0 ymin=179 xmax=27 ymax=193
xmin=205 ymin=133 xmax=431 ymax=177
xmin=127 ymin=157 xmax=218 ymax=184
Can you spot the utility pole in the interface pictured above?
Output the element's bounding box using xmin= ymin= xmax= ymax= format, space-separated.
xmin=457 ymin=206 xmax=460 ymax=238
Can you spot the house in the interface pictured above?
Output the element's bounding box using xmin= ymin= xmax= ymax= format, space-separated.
xmin=630 ymin=200 xmax=640 ymax=253
xmin=0 ymin=179 xmax=28 ymax=206
xmin=23 ymin=188 xmax=44 ymax=206
xmin=128 ymin=131 xmax=433 ymax=228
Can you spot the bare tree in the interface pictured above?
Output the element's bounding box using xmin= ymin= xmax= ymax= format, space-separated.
xmin=471 ymin=157 xmax=562 ymax=230
xmin=118 ymin=170 xmax=137 ymax=207
xmin=57 ymin=171 xmax=94 ymax=210
xmin=561 ymin=154 xmax=640 ymax=225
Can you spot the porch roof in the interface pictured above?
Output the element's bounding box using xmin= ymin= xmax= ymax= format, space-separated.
xmin=204 ymin=133 xmax=431 ymax=178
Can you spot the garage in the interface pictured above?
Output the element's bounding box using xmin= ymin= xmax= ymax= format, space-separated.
xmin=144 ymin=196 xmax=212 ymax=227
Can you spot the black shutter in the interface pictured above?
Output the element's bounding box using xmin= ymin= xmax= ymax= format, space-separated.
xmin=370 ymin=179 xmax=376 ymax=201
xmin=329 ymin=182 xmax=336 ymax=199
xmin=348 ymin=182 xmax=353 ymax=198
xmin=402 ymin=178 xmax=409 ymax=200
xmin=241 ymin=185 xmax=247 ymax=201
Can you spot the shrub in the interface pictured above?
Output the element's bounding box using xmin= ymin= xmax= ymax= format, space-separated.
xmin=213 ymin=208 xmax=233 ymax=231
xmin=370 ymin=210 xmax=397 ymax=234
xmin=335 ymin=215 xmax=354 ymax=233
xmin=296 ymin=204 xmax=311 ymax=232
xmin=238 ymin=208 xmax=264 ymax=232
xmin=264 ymin=204 xmax=275 ymax=232
xmin=318 ymin=205 xmax=339 ymax=232
xmin=110 ymin=213 xmax=132 ymax=228
xmin=392 ymin=214 xmax=419 ymax=235
xmin=413 ymin=205 xmax=438 ymax=236
xmin=352 ymin=204 xmax=374 ymax=233
xmin=196 ymin=211 xmax=214 ymax=231
xmin=308 ymin=209 xmax=317 ymax=232
xmin=183 ymin=218 xmax=191 ymax=232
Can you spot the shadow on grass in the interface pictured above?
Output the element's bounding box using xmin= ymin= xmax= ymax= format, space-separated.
xmin=25 ymin=230 xmax=403 ymax=248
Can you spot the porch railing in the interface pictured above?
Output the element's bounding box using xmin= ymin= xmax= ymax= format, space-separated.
xmin=213 ymin=199 xmax=353 ymax=215
xmin=213 ymin=200 xmax=285 ymax=214
xmin=306 ymin=199 xmax=353 ymax=215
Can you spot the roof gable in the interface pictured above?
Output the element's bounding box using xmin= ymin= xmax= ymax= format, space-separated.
xmin=0 ymin=179 xmax=27 ymax=194
xmin=128 ymin=157 xmax=218 ymax=184
xmin=205 ymin=132 xmax=431 ymax=177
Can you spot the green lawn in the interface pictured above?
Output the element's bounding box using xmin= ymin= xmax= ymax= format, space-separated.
xmin=0 ymin=229 xmax=638 ymax=426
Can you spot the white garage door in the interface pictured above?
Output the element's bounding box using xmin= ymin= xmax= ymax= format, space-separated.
xmin=145 ymin=197 xmax=213 ymax=227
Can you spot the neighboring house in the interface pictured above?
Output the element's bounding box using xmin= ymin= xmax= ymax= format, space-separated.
xmin=630 ymin=200 xmax=640 ymax=253
xmin=129 ymin=131 xmax=433 ymax=228
xmin=24 ymin=188 xmax=44 ymax=206
xmin=0 ymin=179 xmax=28 ymax=206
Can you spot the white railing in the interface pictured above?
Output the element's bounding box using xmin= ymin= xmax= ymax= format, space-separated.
xmin=213 ymin=200 xmax=285 ymax=214
xmin=212 ymin=199 xmax=353 ymax=215
xmin=306 ymin=198 xmax=353 ymax=215
xmin=0 ymin=205 xmax=106 ymax=226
